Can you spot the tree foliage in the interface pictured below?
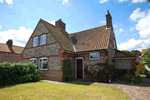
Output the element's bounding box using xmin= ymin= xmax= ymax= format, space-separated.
xmin=142 ymin=48 xmax=150 ymax=68
xmin=121 ymin=50 xmax=131 ymax=54
xmin=130 ymin=50 xmax=140 ymax=56
xmin=147 ymin=0 xmax=150 ymax=2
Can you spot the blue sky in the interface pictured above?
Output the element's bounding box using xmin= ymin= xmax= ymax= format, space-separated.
xmin=0 ymin=0 xmax=150 ymax=51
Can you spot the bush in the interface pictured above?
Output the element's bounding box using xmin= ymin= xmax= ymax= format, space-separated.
xmin=124 ymin=69 xmax=142 ymax=84
xmin=140 ymin=64 xmax=146 ymax=75
xmin=84 ymin=63 xmax=115 ymax=81
xmin=61 ymin=59 xmax=73 ymax=80
xmin=0 ymin=62 xmax=42 ymax=86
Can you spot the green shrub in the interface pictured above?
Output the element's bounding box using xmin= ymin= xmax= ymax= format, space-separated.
xmin=61 ymin=59 xmax=73 ymax=79
xmin=84 ymin=63 xmax=115 ymax=80
xmin=124 ymin=69 xmax=142 ymax=84
xmin=0 ymin=62 xmax=42 ymax=86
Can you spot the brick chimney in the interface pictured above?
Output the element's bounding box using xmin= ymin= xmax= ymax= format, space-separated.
xmin=6 ymin=39 xmax=13 ymax=48
xmin=106 ymin=10 xmax=113 ymax=31
xmin=55 ymin=19 xmax=66 ymax=31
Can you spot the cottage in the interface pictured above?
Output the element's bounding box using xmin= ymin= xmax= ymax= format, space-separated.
xmin=21 ymin=10 xmax=136 ymax=81
xmin=0 ymin=39 xmax=24 ymax=63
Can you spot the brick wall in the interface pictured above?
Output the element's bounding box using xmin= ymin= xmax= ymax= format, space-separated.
xmin=0 ymin=52 xmax=21 ymax=63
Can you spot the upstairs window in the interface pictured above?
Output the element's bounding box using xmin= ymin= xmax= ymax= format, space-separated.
xmin=33 ymin=37 xmax=38 ymax=47
xmin=39 ymin=57 xmax=48 ymax=70
xmin=89 ymin=52 xmax=100 ymax=60
xmin=29 ymin=58 xmax=37 ymax=65
xmin=5 ymin=53 xmax=8 ymax=58
xmin=40 ymin=35 xmax=46 ymax=45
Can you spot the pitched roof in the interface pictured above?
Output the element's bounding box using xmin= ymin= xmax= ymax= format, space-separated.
xmin=69 ymin=25 xmax=111 ymax=52
xmin=0 ymin=43 xmax=24 ymax=54
xmin=41 ymin=19 xmax=74 ymax=52
xmin=114 ymin=49 xmax=135 ymax=58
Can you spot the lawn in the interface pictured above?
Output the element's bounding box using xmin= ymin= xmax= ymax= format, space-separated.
xmin=139 ymin=74 xmax=146 ymax=78
xmin=0 ymin=81 xmax=129 ymax=100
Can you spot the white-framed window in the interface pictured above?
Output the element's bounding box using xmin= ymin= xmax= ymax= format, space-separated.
xmin=29 ymin=58 xmax=37 ymax=65
xmin=33 ymin=37 xmax=38 ymax=47
xmin=40 ymin=35 xmax=46 ymax=45
xmin=89 ymin=52 xmax=100 ymax=60
xmin=5 ymin=53 xmax=8 ymax=58
xmin=39 ymin=57 xmax=48 ymax=70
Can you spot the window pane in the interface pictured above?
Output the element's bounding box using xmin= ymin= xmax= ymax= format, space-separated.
xmin=90 ymin=53 xmax=100 ymax=59
xmin=43 ymin=59 xmax=48 ymax=62
xmin=30 ymin=60 xmax=33 ymax=62
xmin=36 ymin=38 xmax=38 ymax=46
xmin=34 ymin=60 xmax=36 ymax=64
xmin=44 ymin=36 xmax=46 ymax=44
xmin=40 ymin=59 xmax=42 ymax=62
xmin=40 ymin=36 xmax=43 ymax=45
xmin=39 ymin=63 xmax=42 ymax=69
xmin=43 ymin=62 xmax=48 ymax=69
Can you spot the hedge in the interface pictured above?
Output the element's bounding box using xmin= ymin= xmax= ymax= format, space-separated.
xmin=0 ymin=62 xmax=42 ymax=86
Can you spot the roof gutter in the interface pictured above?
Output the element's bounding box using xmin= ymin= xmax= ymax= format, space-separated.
xmin=69 ymin=35 xmax=76 ymax=52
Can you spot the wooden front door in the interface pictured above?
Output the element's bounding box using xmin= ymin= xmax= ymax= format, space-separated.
xmin=77 ymin=59 xmax=83 ymax=78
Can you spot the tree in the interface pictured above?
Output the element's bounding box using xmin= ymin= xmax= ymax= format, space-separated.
xmin=130 ymin=50 xmax=140 ymax=56
xmin=147 ymin=0 xmax=150 ymax=2
xmin=142 ymin=48 xmax=150 ymax=68
xmin=121 ymin=50 xmax=131 ymax=54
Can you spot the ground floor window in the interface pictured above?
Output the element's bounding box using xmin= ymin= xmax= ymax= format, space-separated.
xmin=29 ymin=58 xmax=36 ymax=65
xmin=39 ymin=57 xmax=48 ymax=70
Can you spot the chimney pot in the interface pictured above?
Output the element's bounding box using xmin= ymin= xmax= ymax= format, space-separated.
xmin=55 ymin=19 xmax=66 ymax=31
xmin=107 ymin=10 xmax=109 ymax=14
xmin=6 ymin=39 xmax=13 ymax=48
xmin=106 ymin=10 xmax=113 ymax=31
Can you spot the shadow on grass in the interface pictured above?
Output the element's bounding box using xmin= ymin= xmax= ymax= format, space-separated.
xmin=111 ymin=77 xmax=150 ymax=87
xmin=0 ymin=81 xmax=40 ymax=89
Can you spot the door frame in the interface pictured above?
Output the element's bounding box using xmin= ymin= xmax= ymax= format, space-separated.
xmin=75 ymin=57 xmax=84 ymax=79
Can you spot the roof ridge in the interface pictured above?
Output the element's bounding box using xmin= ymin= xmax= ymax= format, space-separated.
xmin=70 ymin=25 xmax=106 ymax=35
xmin=0 ymin=43 xmax=24 ymax=48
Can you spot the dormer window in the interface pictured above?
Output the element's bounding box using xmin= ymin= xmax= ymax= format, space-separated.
xmin=33 ymin=37 xmax=38 ymax=47
xmin=89 ymin=52 xmax=100 ymax=60
xmin=40 ymin=35 xmax=46 ymax=45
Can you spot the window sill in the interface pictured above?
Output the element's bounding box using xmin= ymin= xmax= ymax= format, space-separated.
xmin=33 ymin=45 xmax=38 ymax=47
xmin=39 ymin=69 xmax=48 ymax=70
xmin=40 ymin=43 xmax=46 ymax=45
xmin=89 ymin=58 xmax=100 ymax=60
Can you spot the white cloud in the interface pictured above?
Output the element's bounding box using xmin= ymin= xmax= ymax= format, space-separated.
xmin=49 ymin=21 xmax=55 ymax=26
xmin=119 ymin=28 xmax=123 ymax=32
xmin=62 ymin=0 xmax=70 ymax=5
xmin=5 ymin=0 xmax=12 ymax=5
xmin=117 ymin=38 xmax=150 ymax=51
xmin=131 ymin=0 xmax=146 ymax=3
xmin=0 ymin=26 xmax=33 ymax=47
xmin=130 ymin=8 xmax=145 ymax=22
xmin=0 ymin=25 xmax=1 ymax=29
xmin=114 ymin=24 xmax=118 ymax=28
xmin=100 ymin=20 xmax=106 ymax=24
xmin=0 ymin=0 xmax=4 ymax=3
xmin=130 ymin=27 xmax=135 ymax=31
xmin=118 ymin=0 xmax=129 ymax=3
xmin=100 ymin=0 xmax=108 ymax=4
xmin=130 ymin=8 xmax=150 ymax=38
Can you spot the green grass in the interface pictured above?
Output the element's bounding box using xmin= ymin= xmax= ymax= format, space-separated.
xmin=0 ymin=81 xmax=129 ymax=100
xmin=139 ymin=74 xmax=146 ymax=78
